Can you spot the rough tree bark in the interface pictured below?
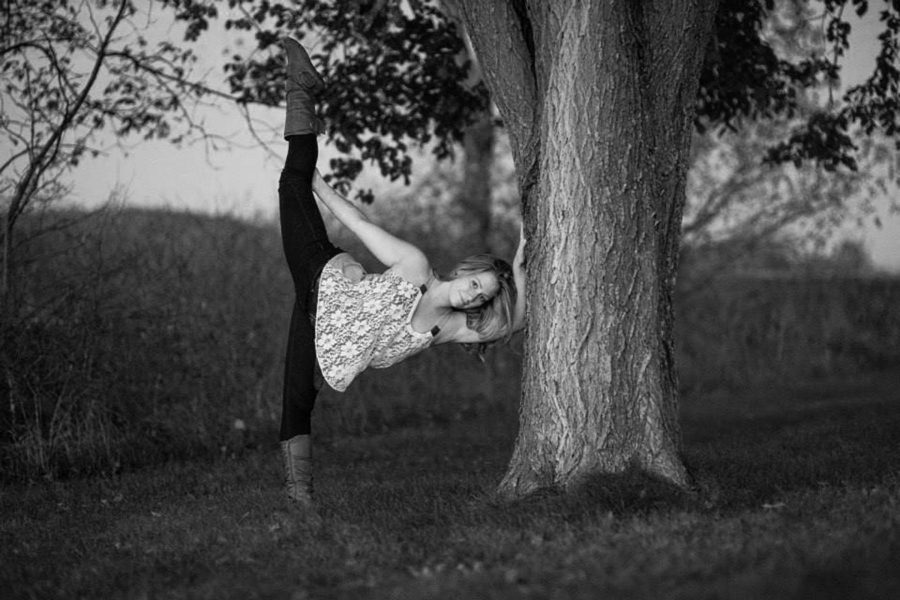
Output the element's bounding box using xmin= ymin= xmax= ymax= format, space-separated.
xmin=456 ymin=0 xmax=717 ymax=497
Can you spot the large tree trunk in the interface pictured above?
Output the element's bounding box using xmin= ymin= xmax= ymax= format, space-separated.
xmin=459 ymin=0 xmax=717 ymax=497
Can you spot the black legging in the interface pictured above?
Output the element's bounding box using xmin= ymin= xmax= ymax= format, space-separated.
xmin=278 ymin=134 xmax=341 ymax=440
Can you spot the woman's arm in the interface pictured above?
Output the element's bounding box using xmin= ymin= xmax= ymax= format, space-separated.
xmin=510 ymin=224 xmax=526 ymax=332
xmin=312 ymin=170 xmax=428 ymax=272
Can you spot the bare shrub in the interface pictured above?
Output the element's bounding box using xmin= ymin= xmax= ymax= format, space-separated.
xmin=1 ymin=204 xmax=291 ymax=479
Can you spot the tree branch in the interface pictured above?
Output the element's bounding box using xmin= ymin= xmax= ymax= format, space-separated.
xmin=104 ymin=49 xmax=241 ymax=103
xmin=453 ymin=0 xmax=539 ymax=201
xmin=7 ymin=0 xmax=130 ymax=237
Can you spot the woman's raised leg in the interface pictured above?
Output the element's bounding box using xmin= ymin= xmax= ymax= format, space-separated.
xmin=277 ymin=39 xmax=337 ymax=509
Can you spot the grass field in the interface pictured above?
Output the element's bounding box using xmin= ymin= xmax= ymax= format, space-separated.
xmin=4 ymin=369 xmax=899 ymax=599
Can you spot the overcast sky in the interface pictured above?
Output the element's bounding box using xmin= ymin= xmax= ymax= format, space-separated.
xmin=66 ymin=6 xmax=899 ymax=272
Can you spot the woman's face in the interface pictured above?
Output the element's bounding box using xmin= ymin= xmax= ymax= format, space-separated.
xmin=449 ymin=272 xmax=500 ymax=309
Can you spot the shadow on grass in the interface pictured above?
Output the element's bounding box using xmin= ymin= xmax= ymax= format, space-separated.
xmin=483 ymin=469 xmax=694 ymax=523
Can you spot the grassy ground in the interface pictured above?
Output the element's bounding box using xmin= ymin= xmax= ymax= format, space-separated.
xmin=3 ymin=369 xmax=899 ymax=599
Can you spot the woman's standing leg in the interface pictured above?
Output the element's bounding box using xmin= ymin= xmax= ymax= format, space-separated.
xmin=277 ymin=39 xmax=337 ymax=508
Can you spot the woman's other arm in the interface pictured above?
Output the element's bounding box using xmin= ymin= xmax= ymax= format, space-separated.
xmin=311 ymin=170 xmax=427 ymax=272
xmin=510 ymin=224 xmax=526 ymax=332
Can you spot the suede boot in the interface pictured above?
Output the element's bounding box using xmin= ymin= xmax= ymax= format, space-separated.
xmin=283 ymin=38 xmax=325 ymax=138
xmin=280 ymin=433 xmax=314 ymax=507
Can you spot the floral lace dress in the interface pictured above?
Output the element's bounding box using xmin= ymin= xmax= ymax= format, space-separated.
xmin=314 ymin=254 xmax=436 ymax=391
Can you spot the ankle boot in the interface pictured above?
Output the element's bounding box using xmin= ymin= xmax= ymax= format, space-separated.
xmin=280 ymin=434 xmax=314 ymax=507
xmin=283 ymin=38 xmax=325 ymax=138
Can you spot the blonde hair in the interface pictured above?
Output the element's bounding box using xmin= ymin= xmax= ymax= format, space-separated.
xmin=447 ymin=254 xmax=517 ymax=345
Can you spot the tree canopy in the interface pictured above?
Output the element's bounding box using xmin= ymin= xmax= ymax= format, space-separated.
xmin=4 ymin=0 xmax=896 ymax=210
xmin=0 ymin=0 xmax=228 ymax=307
xmin=162 ymin=0 xmax=899 ymax=191
xmin=683 ymin=1 xmax=897 ymax=280
xmin=163 ymin=0 xmax=487 ymax=200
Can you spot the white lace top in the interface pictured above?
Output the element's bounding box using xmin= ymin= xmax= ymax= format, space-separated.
xmin=314 ymin=254 xmax=435 ymax=391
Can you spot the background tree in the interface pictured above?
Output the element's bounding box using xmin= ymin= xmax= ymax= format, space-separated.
xmin=0 ymin=0 xmax=263 ymax=451
xmin=683 ymin=0 xmax=897 ymax=284
xmin=0 ymin=0 xmax=233 ymax=316
xmin=682 ymin=119 xmax=891 ymax=285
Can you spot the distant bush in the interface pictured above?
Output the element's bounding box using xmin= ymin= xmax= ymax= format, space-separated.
xmin=676 ymin=274 xmax=900 ymax=391
xmin=1 ymin=207 xmax=291 ymax=478
xmin=1 ymin=207 xmax=896 ymax=480
xmin=0 ymin=206 xmax=521 ymax=480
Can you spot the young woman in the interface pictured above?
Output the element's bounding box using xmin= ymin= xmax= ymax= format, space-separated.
xmin=278 ymin=38 xmax=526 ymax=507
